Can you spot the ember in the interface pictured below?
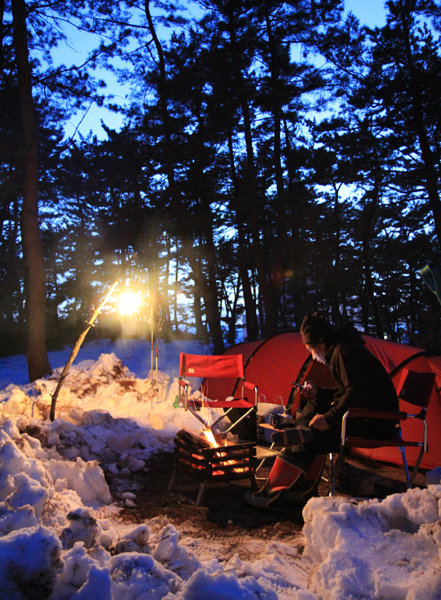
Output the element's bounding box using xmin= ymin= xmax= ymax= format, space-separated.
xmin=168 ymin=429 xmax=257 ymax=505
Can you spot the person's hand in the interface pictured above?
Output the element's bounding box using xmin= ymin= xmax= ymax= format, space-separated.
xmin=302 ymin=380 xmax=318 ymax=400
xmin=309 ymin=413 xmax=330 ymax=431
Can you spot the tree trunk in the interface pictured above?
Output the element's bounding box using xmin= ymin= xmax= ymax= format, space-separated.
xmin=330 ymin=183 xmax=342 ymax=324
xmin=400 ymin=7 xmax=441 ymax=248
xmin=185 ymin=240 xmax=223 ymax=352
xmin=227 ymin=131 xmax=259 ymax=340
xmin=172 ymin=236 xmax=180 ymax=332
xmin=11 ymin=0 xmax=51 ymax=381
xmin=361 ymin=218 xmax=384 ymax=338
xmin=144 ymin=0 xmax=223 ymax=351
xmin=226 ymin=6 xmax=275 ymax=337
xmin=264 ymin=4 xmax=288 ymax=328
xmin=0 ymin=0 xmax=5 ymax=73
xmin=161 ymin=233 xmax=172 ymax=341
xmin=283 ymin=117 xmax=306 ymax=327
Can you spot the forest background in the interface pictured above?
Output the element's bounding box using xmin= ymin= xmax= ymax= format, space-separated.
xmin=1 ymin=0 xmax=441 ymax=382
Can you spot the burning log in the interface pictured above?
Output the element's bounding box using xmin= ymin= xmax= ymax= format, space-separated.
xmin=175 ymin=428 xmax=226 ymax=448
xmin=175 ymin=429 xmax=210 ymax=448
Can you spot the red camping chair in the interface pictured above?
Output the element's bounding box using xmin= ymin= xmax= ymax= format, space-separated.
xmin=329 ymin=369 xmax=436 ymax=495
xmin=178 ymin=353 xmax=258 ymax=434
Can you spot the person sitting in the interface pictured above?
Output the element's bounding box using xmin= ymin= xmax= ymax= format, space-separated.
xmin=244 ymin=311 xmax=399 ymax=510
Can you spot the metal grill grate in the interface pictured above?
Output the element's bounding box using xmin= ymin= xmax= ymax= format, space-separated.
xmin=169 ymin=429 xmax=257 ymax=505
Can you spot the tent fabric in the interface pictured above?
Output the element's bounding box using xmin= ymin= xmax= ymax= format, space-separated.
xmin=204 ymin=332 xmax=441 ymax=470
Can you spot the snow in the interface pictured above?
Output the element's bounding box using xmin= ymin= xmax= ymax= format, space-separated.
xmin=1 ymin=337 xmax=441 ymax=600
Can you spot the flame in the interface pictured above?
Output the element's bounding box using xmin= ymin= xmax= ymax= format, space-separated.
xmin=202 ymin=428 xmax=218 ymax=447
xmin=200 ymin=429 xmax=246 ymax=473
xmin=169 ymin=428 xmax=249 ymax=478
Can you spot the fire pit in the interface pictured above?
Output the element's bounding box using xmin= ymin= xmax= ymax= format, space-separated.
xmin=168 ymin=429 xmax=257 ymax=505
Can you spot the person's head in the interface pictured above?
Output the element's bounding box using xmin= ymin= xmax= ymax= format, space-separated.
xmin=300 ymin=312 xmax=335 ymax=364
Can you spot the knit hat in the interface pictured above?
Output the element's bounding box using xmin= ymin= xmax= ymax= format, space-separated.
xmin=300 ymin=312 xmax=334 ymax=346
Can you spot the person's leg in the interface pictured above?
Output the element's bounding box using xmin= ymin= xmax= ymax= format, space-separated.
xmin=267 ymin=454 xmax=305 ymax=492
xmin=244 ymin=429 xmax=338 ymax=510
xmin=244 ymin=453 xmax=306 ymax=509
xmin=271 ymin=426 xmax=313 ymax=447
xmin=284 ymin=453 xmax=326 ymax=502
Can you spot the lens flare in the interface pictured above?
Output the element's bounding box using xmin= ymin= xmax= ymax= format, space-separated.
xmin=118 ymin=290 xmax=142 ymax=315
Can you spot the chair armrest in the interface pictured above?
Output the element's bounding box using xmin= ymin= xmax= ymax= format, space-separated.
xmin=244 ymin=381 xmax=258 ymax=392
xmin=341 ymin=409 xmax=429 ymax=454
xmin=341 ymin=409 xmax=406 ymax=446
xmin=244 ymin=381 xmax=258 ymax=405
xmin=179 ymin=379 xmax=189 ymax=388
xmin=344 ymin=408 xmax=408 ymax=420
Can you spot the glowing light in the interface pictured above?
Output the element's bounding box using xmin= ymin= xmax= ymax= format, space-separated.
xmin=202 ymin=428 xmax=228 ymax=448
xmin=118 ymin=290 xmax=143 ymax=316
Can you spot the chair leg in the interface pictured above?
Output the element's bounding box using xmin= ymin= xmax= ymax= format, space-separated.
xmin=329 ymin=453 xmax=336 ymax=496
xmin=254 ymin=443 xmax=277 ymax=480
xmin=196 ymin=482 xmax=207 ymax=506
xmin=168 ymin=469 xmax=177 ymax=492
xmin=186 ymin=405 xmax=210 ymax=429
xmin=399 ymin=447 xmax=412 ymax=489
xmin=223 ymin=406 xmax=257 ymax=434
xmin=410 ymin=447 xmax=425 ymax=486
xmin=327 ymin=449 xmax=345 ymax=496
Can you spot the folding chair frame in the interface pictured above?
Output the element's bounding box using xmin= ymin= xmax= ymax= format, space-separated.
xmin=328 ymin=370 xmax=435 ymax=496
xmin=178 ymin=353 xmax=258 ymax=434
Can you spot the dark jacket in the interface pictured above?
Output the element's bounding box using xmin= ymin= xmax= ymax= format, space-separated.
xmin=324 ymin=324 xmax=398 ymax=430
xmin=299 ymin=324 xmax=399 ymax=440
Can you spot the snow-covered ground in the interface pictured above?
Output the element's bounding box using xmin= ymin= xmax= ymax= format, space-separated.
xmin=0 ymin=337 xmax=440 ymax=600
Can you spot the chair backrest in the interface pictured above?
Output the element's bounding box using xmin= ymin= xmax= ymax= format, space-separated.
xmin=179 ymin=353 xmax=244 ymax=380
xmin=397 ymin=369 xmax=435 ymax=408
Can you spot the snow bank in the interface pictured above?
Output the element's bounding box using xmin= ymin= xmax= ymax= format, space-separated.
xmin=1 ymin=340 xmax=441 ymax=599
xmin=0 ymin=408 xmax=290 ymax=599
xmin=0 ymin=349 xmax=286 ymax=599
xmin=303 ymin=487 xmax=441 ymax=599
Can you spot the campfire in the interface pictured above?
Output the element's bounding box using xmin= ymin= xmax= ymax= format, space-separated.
xmin=168 ymin=429 xmax=257 ymax=505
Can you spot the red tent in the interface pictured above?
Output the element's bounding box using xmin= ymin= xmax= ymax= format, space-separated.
xmin=205 ymin=332 xmax=441 ymax=470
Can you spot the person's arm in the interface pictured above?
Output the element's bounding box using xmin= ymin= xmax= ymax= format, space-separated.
xmin=309 ymin=413 xmax=329 ymax=431
xmin=297 ymin=382 xmax=336 ymax=428
xmin=323 ymin=348 xmax=362 ymax=426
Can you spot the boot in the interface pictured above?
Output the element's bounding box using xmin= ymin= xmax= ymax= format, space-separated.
xmin=243 ymin=456 xmax=305 ymax=510
xmin=284 ymin=454 xmax=326 ymax=503
xmin=271 ymin=426 xmax=314 ymax=447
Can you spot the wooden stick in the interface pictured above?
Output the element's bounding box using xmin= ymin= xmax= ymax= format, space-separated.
xmin=49 ymin=278 xmax=120 ymax=421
